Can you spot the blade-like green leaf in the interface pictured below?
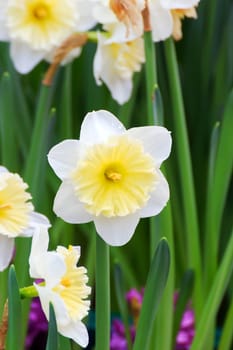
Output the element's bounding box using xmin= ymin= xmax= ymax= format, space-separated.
xmin=133 ymin=238 xmax=170 ymax=350
xmin=204 ymin=89 xmax=233 ymax=289
xmin=46 ymin=303 xmax=58 ymax=350
xmin=218 ymin=296 xmax=233 ymax=350
xmin=0 ymin=72 xmax=19 ymax=170
xmin=7 ymin=265 xmax=22 ymax=350
xmin=58 ymin=335 xmax=71 ymax=350
xmin=190 ymin=228 xmax=233 ymax=350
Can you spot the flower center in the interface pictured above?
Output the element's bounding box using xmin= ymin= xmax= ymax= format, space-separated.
xmin=71 ymin=135 xmax=157 ymax=217
xmin=61 ymin=277 xmax=71 ymax=288
xmin=32 ymin=5 xmax=49 ymax=20
xmin=104 ymin=167 xmax=122 ymax=182
xmin=0 ymin=173 xmax=32 ymax=237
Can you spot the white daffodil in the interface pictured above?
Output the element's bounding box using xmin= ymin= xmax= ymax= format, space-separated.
xmin=147 ymin=0 xmax=200 ymax=42
xmin=29 ymin=227 xmax=91 ymax=347
xmin=48 ymin=110 xmax=172 ymax=246
xmin=91 ymin=0 xmax=145 ymax=42
xmin=0 ymin=0 xmax=96 ymax=73
xmin=0 ymin=166 xmax=50 ymax=271
xmin=94 ymin=32 xmax=145 ymax=104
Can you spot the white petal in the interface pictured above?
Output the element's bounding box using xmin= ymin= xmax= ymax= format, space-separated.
xmin=161 ymin=0 xmax=200 ymax=9
xmin=80 ymin=110 xmax=126 ymax=144
xmin=29 ymin=227 xmax=49 ymax=277
xmin=10 ymin=42 xmax=45 ymax=74
xmin=48 ymin=140 xmax=81 ymax=180
xmin=0 ymin=166 xmax=9 ymax=174
xmin=36 ymin=285 xmax=69 ymax=326
xmin=148 ymin=1 xmax=173 ymax=42
xmin=94 ymin=214 xmax=140 ymax=246
xmin=140 ymin=170 xmax=170 ymax=217
xmin=39 ymin=252 xmax=66 ymax=287
xmin=127 ymin=126 xmax=172 ymax=166
xmin=22 ymin=212 xmax=51 ymax=237
xmin=29 ymin=228 xmax=66 ymax=285
xmin=74 ymin=0 xmax=97 ymax=31
xmin=0 ymin=235 xmax=14 ymax=271
xmin=0 ymin=1 xmax=9 ymax=41
xmin=59 ymin=320 xmax=89 ymax=347
xmin=53 ymin=181 xmax=93 ymax=223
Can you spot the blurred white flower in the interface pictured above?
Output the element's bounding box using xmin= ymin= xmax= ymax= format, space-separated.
xmin=147 ymin=0 xmax=200 ymax=42
xmin=29 ymin=227 xmax=91 ymax=347
xmin=0 ymin=0 xmax=96 ymax=73
xmin=94 ymin=32 xmax=145 ymax=104
xmin=91 ymin=0 xmax=145 ymax=41
xmin=48 ymin=110 xmax=172 ymax=246
xmin=0 ymin=166 xmax=50 ymax=271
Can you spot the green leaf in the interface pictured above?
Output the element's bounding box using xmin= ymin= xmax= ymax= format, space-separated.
xmin=204 ymin=89 xmax=233 ymax=290
xmin=7 ymin=265 xmax=22 ymax=350
xmin=218 ymin=296 xmax=233 ymax=350
xmin=133 ymin=238 xmax=170 ymax=350
xmin=190 ymin=228 xmax=233 ymax=350
xmin=46 ymin=303 xmax=58 ymax=350
xmin=0 ymin=72 xmax=19 ymax=170
xmin=58 ymin=335 xmax=71 ymax=350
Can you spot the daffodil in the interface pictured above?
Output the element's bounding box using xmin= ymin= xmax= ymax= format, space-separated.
xmin=0 ymin=166 xmax=50 ymax=271
xmin=91 ymin=0 xmax=145 ymax=41
xmin=29 ymin=227 xmax=91 ymax=347
xmin=48 ymin=110 xmax=171 ymax=246
xmin=147 ymin=0 xmax=200 ymax=42
xmin=0 ymin=0 xmax=96 ymax=73
xmin=94 ymin=32 xmax=145 ymax=104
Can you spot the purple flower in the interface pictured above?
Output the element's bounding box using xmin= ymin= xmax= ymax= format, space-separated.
xmin=25 ymin=297 xmax=48 ymax=349
xmin=110 ymin=319 xmax=135 ymax=350
xmin=110 ymin=288 xmax=195 ymax=350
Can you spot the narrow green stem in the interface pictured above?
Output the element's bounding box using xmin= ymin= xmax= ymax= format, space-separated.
xmin=60 ymin=64 xmax=73 ymax=139
xmin=95 ymin=234 xmax=110 ymax=350
xmin=143 ymin=30 xmax=175 ymax=350
xmin=143 ymin=31 xmax=158 ymax=125
xmin=163 ymin=38 xmax=202 ymax=317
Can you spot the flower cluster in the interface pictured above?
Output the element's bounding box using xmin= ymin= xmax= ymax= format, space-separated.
xmin=0 ymin=109 xmax=171 ymax=348
xmin=110 ymin=288 xmax=195 ymax=350
xmin=0 ymin=0 xmax=200 ymax=103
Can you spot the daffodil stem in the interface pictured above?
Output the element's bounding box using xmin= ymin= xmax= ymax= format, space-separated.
xmin=163 ymin=38 xmax=202 ymax=317
xmin=95 ymin=234 xmax=110 ymax=350
xmin=143 ymin=30 xmax=175 ymax=350
xmin=143 ymin=31 xmax=158 ymax=125
xmin=143 ymin=30 xmax=159 ymax=261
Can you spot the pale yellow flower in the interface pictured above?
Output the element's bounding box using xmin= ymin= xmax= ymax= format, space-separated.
xmin=48 ymin=110 xmax=172 ymax=246
xmin=94 ymin=32 xmax=145 ymax=104
xmin=0 ymin=166 xmax=50 ymax=271
xmin=29 ymin=228 xmax=91 ymax=347
xmin=0 ymin=0 xmax=96 ymax=73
